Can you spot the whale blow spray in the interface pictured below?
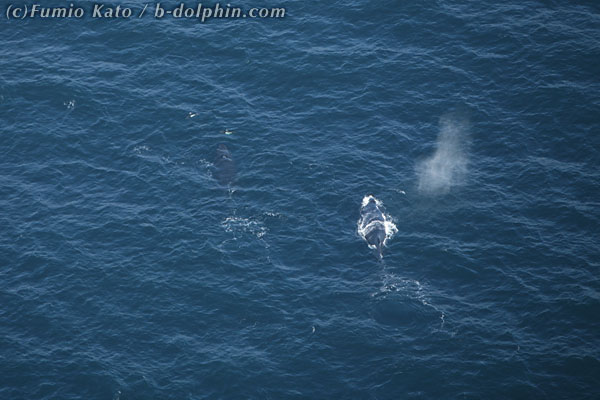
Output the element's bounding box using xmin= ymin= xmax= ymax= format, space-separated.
xmin=417 ymin=113 xmax=470 ymax=195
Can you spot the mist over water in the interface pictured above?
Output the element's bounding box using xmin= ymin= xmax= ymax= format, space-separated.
xmin=417 ymin=113 xmax=470 ymax=195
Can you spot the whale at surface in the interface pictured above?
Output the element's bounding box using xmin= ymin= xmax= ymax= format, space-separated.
xmin=213 ymin=144 xmax=236 ymax=185
xmin=358 ymin=195 xmax=395 ymax=259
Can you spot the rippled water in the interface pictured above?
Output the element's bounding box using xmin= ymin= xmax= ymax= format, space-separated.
xmin=1 ymin=1 xmax=599 ymax=398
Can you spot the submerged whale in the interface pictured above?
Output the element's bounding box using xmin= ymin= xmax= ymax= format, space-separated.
xmin=358 ymin=195 xmax=388 ymax=259
xmin=213 ymin=144 xmax=236 ymax=185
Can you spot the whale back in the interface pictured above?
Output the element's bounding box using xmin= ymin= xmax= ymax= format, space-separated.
xmin=213 ymin=144 xmax=236 ymax=185
xmin=358 ymin=196 xmax=390 ymax=259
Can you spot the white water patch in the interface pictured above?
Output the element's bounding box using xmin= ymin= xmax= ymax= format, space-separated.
xmin=373 ymin=275 xmax=426 ymax=300
xmin=191 ymin=158 xmax=214 ymax=182
xmin=64 ymin=99 xmax=76 ymax=110
xmin=222 ymin=216 xmax=267 ymax=240
xmin=133 ymin=145 xmax=151 ymax=155
xmin=357 ymin=195 xmax=397 ymax=250
xmin=417 ymin=113 xmax=470 ymax=195
xmin=373 ymin=274 xmax=446 ymax=330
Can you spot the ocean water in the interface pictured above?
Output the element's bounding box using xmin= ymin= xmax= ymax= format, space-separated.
xmin=1 ymin=0 xmax=599 ymax=398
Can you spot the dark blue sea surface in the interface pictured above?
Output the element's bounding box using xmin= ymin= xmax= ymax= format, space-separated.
xmin=1 ymin=0 xmax=599 ymax=398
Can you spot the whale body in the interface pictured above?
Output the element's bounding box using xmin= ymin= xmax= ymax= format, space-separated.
xmin=358 ymin=195 xmax=388 ymax=259
xmin=213 ymin=144 xmax=236 ymax=185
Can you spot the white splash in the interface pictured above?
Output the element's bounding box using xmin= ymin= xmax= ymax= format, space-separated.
xmin=64 ymin=99 xmax=76 ymax=110
xmin=222 ymin=216 xmax=267 ymax=239
xmin=417 ymin=113 xmax=470 ymax=195
xmin=357 ymin=195 xmax=397 ymax=250
xmin=133 ymin=145 xmax=150 ymax=154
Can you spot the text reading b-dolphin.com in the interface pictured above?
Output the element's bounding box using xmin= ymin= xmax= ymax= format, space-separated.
xmin=4 ymin=3 xmax=287 ymax=22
